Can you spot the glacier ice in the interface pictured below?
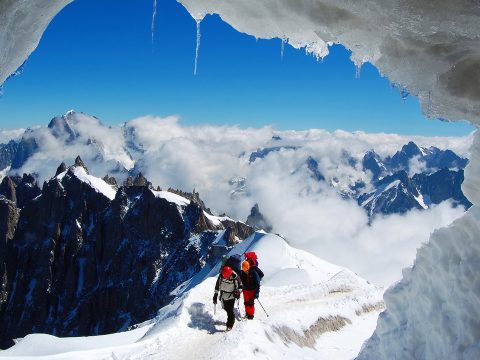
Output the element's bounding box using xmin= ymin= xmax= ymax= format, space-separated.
xmin=0 ymin=0 xmax=72 ymax=85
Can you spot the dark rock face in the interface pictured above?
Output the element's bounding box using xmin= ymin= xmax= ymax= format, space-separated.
xmin=362 ymin=151 xmax=386 ymax=180
xmin=0 ymin=163 xmax=253 ymax=349
xmin=246 ymin=204 xmax=273 ymax=232
xmin=0 ymin=198 xmax=19 ymax=310
xmin=358 ymin=168 xmax=472 ymax=217
xmin=413 ymin=169 xmax=471 ymax=208
xmin=0 ymin=141 xmax=18 ymax=171
xmin=11 ymin=135 xmax=38 ymax=170
xmin=0 ymin=135 xmax=38 ymax=173
xmin=249 ymin=146 xmax=300 ymax=163
xmin=386 ymin=141 xmax=423 ymax=171
xmin=358 ymin=171 xmax=424 ymax=216
xmin=306 ymin=156 xmax=325 ymax=182
xmin=0 ymin=175 xmax=41 ymax=209
xmin=221 ymin=219 xmax=255 ymax=244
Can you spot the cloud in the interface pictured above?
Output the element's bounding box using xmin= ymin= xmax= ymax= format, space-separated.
xmin=0 ymin=128 xmax=26 ymax=144
xmin=408 ymin=155 xmax=428 ymax=176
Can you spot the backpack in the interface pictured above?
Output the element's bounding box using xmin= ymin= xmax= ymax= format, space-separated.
xmin=244 ymin=252 xmax=258 ymax=267
xmin=224 ymin=254 xmax=242 ymax=275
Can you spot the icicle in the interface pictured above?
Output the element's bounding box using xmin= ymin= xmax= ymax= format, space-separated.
xmin=151 ymin=0 xmax=157 ymax=45
xmin=281 ymin=38 xmax=285 ymax=59
xmin=355 ymin=63 xmax=362 ymax=79
xmin=194 ymin=19 xmax=201 ymax=76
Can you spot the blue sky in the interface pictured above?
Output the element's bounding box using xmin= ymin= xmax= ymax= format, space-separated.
xmin=0 ymin=0 xmax=474 ymax=135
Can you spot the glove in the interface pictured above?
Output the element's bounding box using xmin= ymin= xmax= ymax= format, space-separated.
xmin=233 ymin=290 xmax=240 ymax=299
xmin=213 ymin=293 xmax=218 ymax=304
xmin=255 ymin=292 xmax=259 ymax=299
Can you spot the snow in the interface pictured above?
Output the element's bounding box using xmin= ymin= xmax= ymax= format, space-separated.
xmin=71 ymin=167 xmax=117 ymax=200
xmin=414 ymin=193 xmax=429 ymax=210
xmin=358 ymin=205 xmax=480 ymax=360
xmin=0 ymin=326 xmax=152 ymax=358
xmin=203 ymin=212 xmax=234 ymax=226
xmin=0 ymin=233 xmax=384 ymax=359
xmin=151 ymin=190 xmax=190 ymax=206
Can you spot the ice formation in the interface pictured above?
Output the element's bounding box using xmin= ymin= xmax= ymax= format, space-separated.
xmin=0 ymin=0 xmax=72 ymax=85
xmin=151 ymin=0 xmax=157 ymax=44
xmin=178 ymin=0 xmax=480 ymax=126
xmin=194 ymin=19 xmax=201 ymax=75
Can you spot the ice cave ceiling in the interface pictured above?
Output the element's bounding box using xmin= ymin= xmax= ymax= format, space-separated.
xmin=1 ymin=0 xmax=479 ymax=126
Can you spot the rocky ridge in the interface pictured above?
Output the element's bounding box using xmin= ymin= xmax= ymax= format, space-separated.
xmin=0 ymin=158 xmax=253 ymax=349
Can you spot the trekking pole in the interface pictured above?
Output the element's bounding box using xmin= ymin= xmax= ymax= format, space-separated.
xmin=214 ymin=303 xmax=216 ymax=315
xmin=257 ymin=299 xmax=269 ymax=317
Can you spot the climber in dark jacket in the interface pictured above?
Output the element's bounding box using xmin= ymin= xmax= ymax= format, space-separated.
xmin=240 ymin=259 xmax=262 ymax=319
xmin=213 ymin=265 xmax=242 ymax=331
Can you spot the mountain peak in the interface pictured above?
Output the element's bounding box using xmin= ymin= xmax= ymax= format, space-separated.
xmin=55 ymin=162 xmax=67 ymax=177
xmin=74 ymin=156 xmax=89 ymax=173
xmin=401 ymin=141 xmax=421 ymax=157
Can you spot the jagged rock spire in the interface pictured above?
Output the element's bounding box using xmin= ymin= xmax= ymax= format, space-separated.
xmin=74 ymin=156 xmax=89 ymax=174
xmin=55 ymin=162 xmax=67 ymax=177
xmin=102 ymin=175 xmax=118 ymax=187
xmin=246 ymin=203 xmax=272 ymax=232
xmin=133 ymin=173 xmax=148 ymax=187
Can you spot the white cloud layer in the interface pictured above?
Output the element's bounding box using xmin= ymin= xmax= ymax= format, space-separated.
xmin=1 ymin=113 xmax=472 ymax=286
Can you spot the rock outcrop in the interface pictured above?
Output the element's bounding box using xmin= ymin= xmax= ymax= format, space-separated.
xmin=0 ymin=160 xmax=253 ymax=349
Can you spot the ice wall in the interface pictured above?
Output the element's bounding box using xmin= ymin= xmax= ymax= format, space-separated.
xmin=0 ymin=0 xmax=72 ymax=85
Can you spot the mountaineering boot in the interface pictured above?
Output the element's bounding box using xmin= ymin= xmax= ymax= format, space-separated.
xmin=246 ymin=314 xmax=254 ymax=320
xmin=226 ymin=326 xmax=232 ymax=331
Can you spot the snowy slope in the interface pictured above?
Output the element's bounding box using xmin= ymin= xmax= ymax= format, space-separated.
xmin=0 ymin=233 xmax=384 ymax=360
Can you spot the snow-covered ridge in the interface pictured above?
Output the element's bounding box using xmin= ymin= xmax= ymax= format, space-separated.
xmin=56 ymin=166 xmax=117 ymax=200
xmin=0 ymin=233 xmax=384 ymax=359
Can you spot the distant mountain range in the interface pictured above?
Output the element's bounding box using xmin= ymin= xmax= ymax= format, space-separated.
xmin=0 ymin=111 xmax=471 ymax=224
xmin=239 ymin=140 xmax=470 ymax=218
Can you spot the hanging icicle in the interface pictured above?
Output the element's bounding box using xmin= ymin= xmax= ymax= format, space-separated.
xmin=194 ymin=19 xmax=202 ymax=75
xmin=355 ymin=62 xmax=362 ymax=79
xmin=151 ymin=0 xmax=157 ymax=45
xmin=281 ymin=38 xmax=286 ymax=59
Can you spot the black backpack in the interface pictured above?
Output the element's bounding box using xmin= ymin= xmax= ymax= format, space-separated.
xmin=223 ymin=254 xmax=242 ymax=275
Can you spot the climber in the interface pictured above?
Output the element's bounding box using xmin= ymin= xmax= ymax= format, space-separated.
xmin=240 ymin=255 xmax=263 ymax=320
xmin=213 ymin=265 xmax=242 ymax=331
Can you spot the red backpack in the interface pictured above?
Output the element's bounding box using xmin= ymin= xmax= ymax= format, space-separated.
xmin=245 ymin=252 xmax=258 ymax=267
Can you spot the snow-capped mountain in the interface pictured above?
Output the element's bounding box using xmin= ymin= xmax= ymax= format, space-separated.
xmin=356 ymin=142 xmax=471 ymax=216
xmin=0 ymin=232 xmax=384 ymax=359
xmin=0 ymin=111 xmax=134 ymax=181
xmin=0 ymin=158 xmax=253 ymax=349
xmin=0 ymin=111 xmax=471 ymax=224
